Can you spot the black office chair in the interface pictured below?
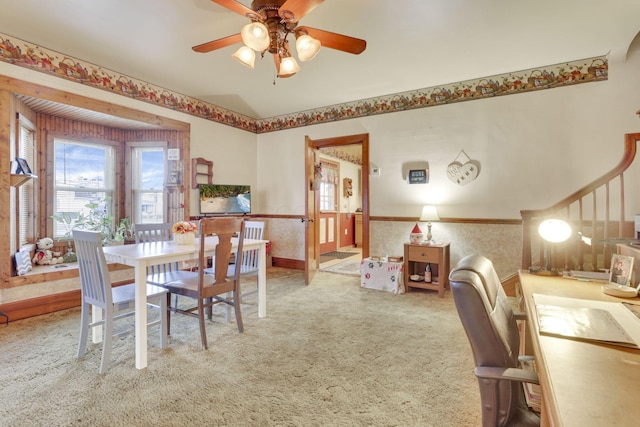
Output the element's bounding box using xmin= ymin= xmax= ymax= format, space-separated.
xmin=449 ymin=254 xmax=540 ymax=427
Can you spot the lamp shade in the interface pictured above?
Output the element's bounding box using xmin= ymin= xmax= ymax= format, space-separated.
xmin=295 ymin=34 xmax=321 ymax=61
xmin=279 ymin=56 xmax=300 ymax=76
xmin=538 ymin=219 xmax=572 ymax=243
xmin=232 ymin=46 xmax=255 ymax=69
xmin=240 ymin=22 xmax=269 ymax=51
xmin=419 ymin=205 xmax=440 ymax=222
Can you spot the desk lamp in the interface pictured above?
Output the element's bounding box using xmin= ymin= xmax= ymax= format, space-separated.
xmin=536 ymin=218 xmax=572 ymax=275
xmin=420 ymin=205 xmax=440 ymax=244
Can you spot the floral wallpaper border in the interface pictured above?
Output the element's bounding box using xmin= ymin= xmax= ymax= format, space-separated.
xmin=0 ymin=32 xmax=607 ymax=134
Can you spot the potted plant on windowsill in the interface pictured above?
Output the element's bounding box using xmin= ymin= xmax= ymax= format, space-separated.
xmin=51 ymin=197 xmax=131 ymax=247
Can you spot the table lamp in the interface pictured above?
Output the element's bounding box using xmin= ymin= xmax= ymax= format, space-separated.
xmin=536 ymin=218 xmax=572 ymax=275
xmin=420 ymin=205 xmax=440 ymax=244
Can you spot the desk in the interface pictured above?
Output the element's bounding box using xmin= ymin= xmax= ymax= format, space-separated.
xmin=360 ymin=258 xmax=404 ymax=294
xmin=103 ymin=236 xmax=268 ymax=369
xmin=519 ymin=271 xmax=640 ymax=426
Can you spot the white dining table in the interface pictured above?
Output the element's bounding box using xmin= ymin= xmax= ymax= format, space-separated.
xmin=102 ymin=235 xmax=269 ymax=369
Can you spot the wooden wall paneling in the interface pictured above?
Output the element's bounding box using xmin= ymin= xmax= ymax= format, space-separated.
xmin=0 ymin=76 xmax=189 ymax=132
xmin=1 ymin=76 xmax=191 ymax=288
xmin=0 ymin=90 xmax=13 ymax=281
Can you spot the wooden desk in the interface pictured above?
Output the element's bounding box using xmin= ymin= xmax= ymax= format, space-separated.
xmin=103 ymin=236 xmax=268 ymax=369
xmin=518 ymin=271 xmax=640 ymax=426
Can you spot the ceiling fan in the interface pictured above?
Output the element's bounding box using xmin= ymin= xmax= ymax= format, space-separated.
xmin=193 ymin=0 xmax=367 ymax=78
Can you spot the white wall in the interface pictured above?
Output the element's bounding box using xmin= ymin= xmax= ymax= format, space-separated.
xmin=255 ymin=48 xmax=640 ymax=219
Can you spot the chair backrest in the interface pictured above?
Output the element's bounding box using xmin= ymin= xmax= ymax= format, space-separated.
xmin=132 ymin=222 xmax=173 ymax=243
xmin=198 ymin=217 xmax=245 ymax=293
xmin=73 ymin=229 xmax=112 ymax=309
xmin=449 ymin=254 xmax=522 ymax=426
xmin=132 ymin=222 xmax=177 ymax=274
xmin=239 ymin=220 xmax=264 ymax=272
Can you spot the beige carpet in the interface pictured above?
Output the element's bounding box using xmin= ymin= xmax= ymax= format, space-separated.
xmin=320 ymin=258 xmax=362 ymax=276
xmin=0 ymin=268 xmax=481 ymax=426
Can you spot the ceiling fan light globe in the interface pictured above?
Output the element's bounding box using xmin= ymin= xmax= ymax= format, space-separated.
xmin=241 ymin=22 xmax=270 ymax=51
xmin=295 ymin=34 xmax=321 ymax=62
xmin=232 ymin=46 xmax=255 ymax=69
xmin=279 ymin=56 xmax=300 ymax=76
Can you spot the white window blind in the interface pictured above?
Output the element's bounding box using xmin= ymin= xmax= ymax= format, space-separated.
xmin=18 ymin=118 xmax=36 ymax=246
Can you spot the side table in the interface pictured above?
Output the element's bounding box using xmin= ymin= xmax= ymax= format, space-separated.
xmin=403 ymin=242 xmax=450 ymax=297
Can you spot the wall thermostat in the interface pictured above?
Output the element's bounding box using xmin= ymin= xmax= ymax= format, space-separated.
xmin=407 ymin=169 xmax=428 ymax=184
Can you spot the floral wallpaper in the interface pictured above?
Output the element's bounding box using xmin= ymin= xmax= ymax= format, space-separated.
xmin=0 ymin=32 xmax=608 ymax=134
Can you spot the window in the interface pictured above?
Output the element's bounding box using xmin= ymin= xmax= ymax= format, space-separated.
xmin=17 ymin=116 xmax=36 ymax=247
xmin=319 ymin=160 xmax=338 ymax=212
xmin=52 ymin=138 xmax=116 ymax=239
xmin=130 ymin=145 xmax=166 ymax=224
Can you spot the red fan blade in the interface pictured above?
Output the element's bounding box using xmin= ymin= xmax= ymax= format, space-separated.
xmin=211 ymin=0 xmax=257 ymax=19
xmin=296 ymin=26 xmax=366 ymax=54
xmin=278 ymin=0 xmax=324 ymax=23
xmin=192 ymin=34 xmax=243 ymax=53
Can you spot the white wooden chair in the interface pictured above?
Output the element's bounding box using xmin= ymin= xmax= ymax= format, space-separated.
xmin=74 ymin=229 xmax=168 ymax=373
xmin=132 ymin=222 xmax=195 ymax=308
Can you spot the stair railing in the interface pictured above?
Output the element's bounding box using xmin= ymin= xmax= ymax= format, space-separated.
xmin=521 ymin=133 xmax=640 ymax=272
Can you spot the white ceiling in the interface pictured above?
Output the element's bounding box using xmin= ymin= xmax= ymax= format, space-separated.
xmin=2 ymin=0 xmax=640 ymax=120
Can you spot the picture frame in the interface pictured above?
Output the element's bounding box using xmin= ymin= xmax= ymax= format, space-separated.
xmin=15 ymin=157 xmax=32 ymax=175
xmin=609 ymin=254 xmax=635 ymax=287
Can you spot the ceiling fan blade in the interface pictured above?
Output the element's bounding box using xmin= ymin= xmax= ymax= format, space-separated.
xmin=192 ymin=34 xmax=243 ymax=53
xmin=297 ymin=26 xmax=366 ymax=54
xmin=272 ymin=53 xmax=296 ymax=78
xmin=210 ymin=0 xmax=257 ymax=18
xmin=279 ymin=0 xmax=324 ymax=23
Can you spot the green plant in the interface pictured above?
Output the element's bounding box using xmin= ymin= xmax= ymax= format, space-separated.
xmin=51 ymin=197 xmax=131 ymax=246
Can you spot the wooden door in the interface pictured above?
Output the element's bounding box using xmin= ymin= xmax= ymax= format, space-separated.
xmin=304 ymin=137 xmax=319 ymax=285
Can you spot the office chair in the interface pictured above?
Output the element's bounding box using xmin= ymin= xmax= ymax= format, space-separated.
xmin=449 ymin=254 xmax=540 ymax=427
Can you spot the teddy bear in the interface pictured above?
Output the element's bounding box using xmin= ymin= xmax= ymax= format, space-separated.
xmin=32 ymin=237 xmax=64 ymax=266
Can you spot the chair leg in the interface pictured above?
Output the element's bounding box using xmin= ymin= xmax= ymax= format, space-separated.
xmin=198 ymin=299 xmax=208 ymax=350
xmin=224 ymin=291 xmax=233 ymax=323
xmin=234 ymin=288 xmax=244 ymax=333
xmin=99 ymin=308 xmax=114 ymax=374
xmin=159 ymin=294 xmax=168 ymax=349
xmin=77 ymin=302 xmax=90 ymax=358
xmin=166 ymin=292 xmax=172 ymax=336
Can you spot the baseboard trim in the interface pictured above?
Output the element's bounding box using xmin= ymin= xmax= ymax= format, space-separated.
xmin=0 ymin=279 xmax=133 ymax=322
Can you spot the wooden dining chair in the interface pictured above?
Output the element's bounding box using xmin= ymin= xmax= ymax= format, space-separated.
xmin=155 ymin=217 xmax=245 ymax=350
xmin=204 ymin=220 xmax=264 ymax=286
xmin=73 ymin=229 xmax=168 ymax=373
xmin=203 ymin=220 xmax=264 ymax=321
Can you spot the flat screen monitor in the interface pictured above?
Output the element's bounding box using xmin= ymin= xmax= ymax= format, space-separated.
xmin=199 ymin=184 xmax=251 ymax=215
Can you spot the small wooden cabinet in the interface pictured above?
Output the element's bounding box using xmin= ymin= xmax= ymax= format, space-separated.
xmin=354 ymin=213 xmax=362 ymax=247
xmin=404 ymin=242 xmax=450 ymax=297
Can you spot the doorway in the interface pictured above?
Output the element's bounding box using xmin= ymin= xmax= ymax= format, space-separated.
xmin=305 ymin=133 xmax=370 ymax=284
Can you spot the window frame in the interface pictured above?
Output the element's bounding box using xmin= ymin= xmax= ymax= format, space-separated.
xmin=16 ymin=113 xmax=37 ymax=250
xmin=319 ymin=160 xmax=339 ymax=213
xmin=125 ymin=141 xmax=169 ymax=224
xmin=46 ymin=133 xmax=123 ymax=241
